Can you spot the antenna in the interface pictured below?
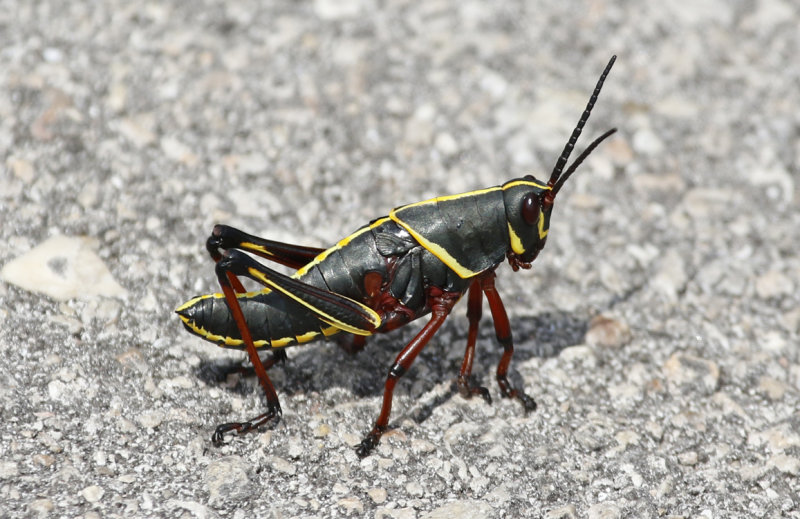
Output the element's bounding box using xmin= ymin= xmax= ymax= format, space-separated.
xmin=551 ymin=127 xmax=617 ymax=196
xmin=545 ymin=55 xmax=616 ymax=201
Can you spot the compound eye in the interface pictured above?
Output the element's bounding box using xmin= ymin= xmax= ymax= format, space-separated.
xmin=521 ymin=194 xmax=540 ymax=225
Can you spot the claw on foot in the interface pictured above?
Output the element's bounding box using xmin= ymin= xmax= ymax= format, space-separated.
xmin=456 ymin=378 xmax=493 ymax=405
xmin=211 ymin=407 xmax=282 ymax=446
xmin=355 ymin=425 xmax=387 ymax=458
xmin=500 ymin=388 xmax=537 ymax=413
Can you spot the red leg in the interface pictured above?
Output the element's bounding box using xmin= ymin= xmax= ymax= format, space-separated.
xmin=225 ymin=270 xmax=247 ymax=295
xmin=211 ymin=255 xmax=282 ymax=445
xmin=356 ymin=288 xmax=460 ymax=457
xmin=481 ymin=273 xmax=537 ymax=412
xmin=457 ymin=279 xmax=491 ymax=403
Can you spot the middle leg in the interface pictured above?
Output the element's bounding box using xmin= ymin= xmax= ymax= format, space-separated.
xmin=456 ymin=279 xmax=491 ymax=403
xmin=356 ymin=288 xmax=460 ymax=457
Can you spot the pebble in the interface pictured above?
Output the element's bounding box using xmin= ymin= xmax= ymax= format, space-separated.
xmin=545 ymin=505 xmax=578 ymax=519
xmin=376 ymin=508 xmax=416 ymax=519
xmin=160 ymin=136 xmax=197 ymax=166
xmin=171 ymin=500 xmax=212 ymax=518
xmin=236 ymin=153 xmax=269 ymax=175
xmin=780 ymin=308 xmax=800 ymax=332
xmin=312 ymin=423 xmax=331 ymax=438
xmin=8 ymin=157 xmax=35 ymax=183
xmin=480 ymin=71 xmax=508 ymax=99
xmin=574 ymin=423 xmax=607 ymax=452
xmin=49 ymin=314 xmax=83 ymax=335
xmin=205 ymin=456 xmax=254 ymax=504
xmin=33 ymin=454 xmax=55 ymax=467
xmin=106 ymin=82 xmax=127 ymax=112
xmin=662 ymin=353 xmax=720 ymax=396
xmin=681 ymin=188 xmax=740 ymax=220
xmin=43 ymin=47 xmax=64 ymax=62
xmin=314 ymin=0 xmax=363 ymax=19
xmin=269 ymin=456 xmax=296 ymax=475
xmin=649 ymin=249 xmax=687 ymax=302
xmin=743 ymin=0 xmax=794 ymax=30
xmin=410 ymin=438 xmax=436 ymax=453
xmin=420 ymin=500 xmax=492 ymax=519
xmin=117 ymin=115 xmax=156 ymax=147
xmin=0 ymin=461 xmax=19 ymax=480
xmin=585 ymin=315 xmax=632 ymax=348
xmin=615 ymin=430 xmax=641 ymax=450
xmin=81 ymin=485 xmax=105 ymax=503
xmin=434 ymin=132 xmax=459 ymax=157
xmin=337 ymin=496 xmax=364 ymax=514
xmin=678 ymin=451 xmax=699 ymax=466
xmin=137 ymin=410 xmax=164 ymax=429
xmin=406 ymin=480 xmax=424 ymax=496
xmin=586 ymin=502 xmax=621 ymax=519
xmin=653 ymin=94 xmax=699 ymax=119
xmin=47 ymin=380 xmax=69 ymax=402
xmin=116 ymin=348 xmax=147 ymax=372
xmin=767 ymin=454 xmax=800 ymax=475
xmin=28 ymin=498 xmax=54 ymax=515
xmin=367 ymin=488 xmax=388 ymax=504
xmin=631 ymin=171 xmax=685 ymax=194
xmin=631 ymin=128 xmax=664 ymax=155
xmin=758 ymin=376 xmax=790 ymax=401
xmin=754 ymin=270 xmax=794 ymax=299
xmin=0 ymin=235 xmax=127 ymax=301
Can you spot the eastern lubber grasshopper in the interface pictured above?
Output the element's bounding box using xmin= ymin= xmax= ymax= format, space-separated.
xmin=177 ymin=56 xmax=618 ymax=457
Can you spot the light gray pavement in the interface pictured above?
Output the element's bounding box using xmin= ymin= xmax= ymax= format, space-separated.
xmin=1 ymin=1 xmax=798 ymax=517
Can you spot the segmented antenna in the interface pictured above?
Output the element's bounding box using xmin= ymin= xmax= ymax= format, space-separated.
xmin=546 ymin=55 xmax=616 ymax=198
xmin=551 ymin=127 xmax=617 ymax=196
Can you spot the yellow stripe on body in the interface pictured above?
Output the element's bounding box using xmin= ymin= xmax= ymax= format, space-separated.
xmin=247 ymin=267 xmax=381 ymax=336
xmin=240 ymin=241 xmax=273 ymax=256
xmin=390 ymin=190 xmax=502 ymax=279
xmin=393 ymin=186 xmax=502 ymax=212
xmin=507 ymin=223 xmax=525 ymax=255
xmin=502 ymin=179 xmax=550 ymax=190
xmin=508 ymin=214 xmax=548 ymax=251
xmin=293 ymin=217 xmax=391 ymax=278
xmin=389 ymin=209 xmax=479 ymax=279
xmin=295 ymin=331 xmax=318 ymax=343
xmin=177 ymin=309 xmax=265 ymax=348
xmin=537 ymin=213 xmax=549 ymax=239
xmin=393 ymin=179 xmax=548 ymax=216
xmin=174 ymin=293 xmax=213 ymax=314
xmin=321 ymin=326 xmax=340 ymax=337
xmin=176 ymin=293 xmax=301 ymax=348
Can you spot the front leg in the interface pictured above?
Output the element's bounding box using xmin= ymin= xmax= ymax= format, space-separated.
xmin=481 ymin=273 xmax=537 ymax=412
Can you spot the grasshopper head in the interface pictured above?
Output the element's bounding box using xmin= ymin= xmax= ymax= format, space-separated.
xmin=502 ymin=175 xmax=552 ymax=270
xmin=503 ymin=56 xmax=618 ymax=271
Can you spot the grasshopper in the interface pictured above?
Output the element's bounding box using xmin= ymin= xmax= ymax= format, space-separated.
xmin=177 ymin=56 xmax=617 ymax=456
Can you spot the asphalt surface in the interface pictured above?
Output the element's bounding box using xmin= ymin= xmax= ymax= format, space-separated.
xmin=1 ymin=1 xmax=799 ymax=518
